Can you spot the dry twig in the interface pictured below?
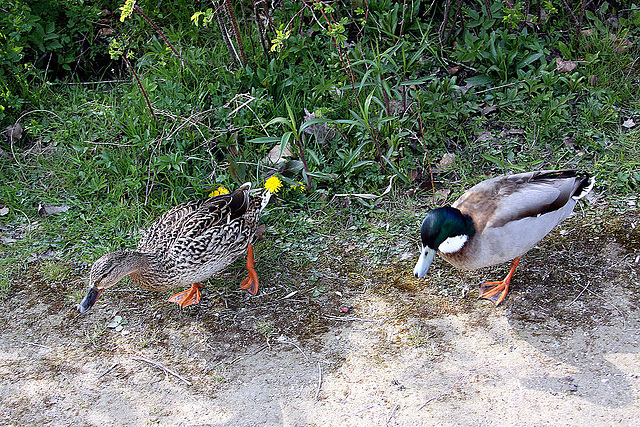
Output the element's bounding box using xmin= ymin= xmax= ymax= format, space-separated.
xmin=210 ymin=344 xmax=269 ymax=369
xmin=20 ymin=341 xmax=51 ymax=350
xmin=98 ymin=363 xmax=119 ymax=379
xmin=133 ymin=354 xmax=192 ymax=386
xmin=315 ymin=361 xmax=322 ymax=400
xmin=386 ymin=404 xmax=400 ymax=426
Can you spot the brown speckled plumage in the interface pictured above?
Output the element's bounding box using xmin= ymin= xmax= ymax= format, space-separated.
xmin=86 ymin=182 xmax=270 ymax=293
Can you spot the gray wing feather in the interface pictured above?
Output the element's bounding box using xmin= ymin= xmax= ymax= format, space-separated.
xmin=454 ymin=170 xmax=587 ymax=231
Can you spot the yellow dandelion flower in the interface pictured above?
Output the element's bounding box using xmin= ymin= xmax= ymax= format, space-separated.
xmin=208 ymin=185 xmax=230 ymax=197
xmin=264 ymin=175 xmax=283 ymax=194
xmin=290 ymin=181 xmax=306 ymax=192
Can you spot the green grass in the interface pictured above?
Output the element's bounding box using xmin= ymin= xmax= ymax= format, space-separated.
xmin=0 ymin=264 xmax=16 ymax=301
xmin=0 ymin=1 xmax=638 ymax=293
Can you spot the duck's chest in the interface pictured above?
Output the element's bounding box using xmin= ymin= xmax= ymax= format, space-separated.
xmin=130 ymin=267 xmax=177 ymax=292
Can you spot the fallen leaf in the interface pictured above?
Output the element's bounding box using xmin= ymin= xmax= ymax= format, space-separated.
xmin=563 ymin=136 xmax=576 ymax=149
xmin=481 ymin=105 xmax=498 ymax=116
xmin=27 ymin=249 xmax=55 ymax=262
xmin=437 ymin=153 xmax=456 ymax=169
xmin=2 ymin=124 xmax=22 ymax=142
xmin=98 ymin=27 xmax=115 ymax=37
xmin=38 ymin=204 xmax=71 ymax=216
xmin=302 ymin=108 xmax=335 ymax=144
xmin=476 ymin=131 xmax=493 ymax=142
xmin=435 ymin=188 xmax=451 ymax=200
xmin=263 ymin=142 xmax=293 ymax=166
xmin=589 ymin=75 xmax=598 ymax=86
xmin=107 ymin=315 xmax=124 ymax=328
xmin=622 ymin=118 xmax=636 ymax=129
xmin=1 ymin=236 xmax=17 ymax=244
xmin=447 ymin=65 xmax=461 ymax=75
xmin=0 ymin=207 xmax=8 ymax=216
xmin=610 ymin=34 xmax=632 ymax=54
xmin=616 ymin=41 xmax=632 ymax=55
xmin=556 ymin=57 xmax=577 ymax=73
xmin=456 ymin=82 xmax=474 ymax=95
xmin=254 ymin=223 xmax=266 ymax=241
xmin=407 ymin=168 xmax=419 ymax=182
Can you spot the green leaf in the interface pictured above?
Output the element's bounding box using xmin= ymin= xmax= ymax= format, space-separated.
xmin=300 ymin=117 xmax=329 ymax=132
xmin=306 ymin=171 xmax=337 ymax=180
xmin=248 ymin=136 xmax=281 ymax=144
xmin=557 ymin=41 xmax=571 ymax=59
xmin=465 ymin=75 xmax=495 ymax=86
xmin=400 ymin=79 xmax=430 ymax=86
xmin=265 ymin=117 xmax=291 ymax=127
xmin=518 ymin=52 xmax=544 ymax=69
xmin=281 ymin=132 xmax=293 ymax=154
xmin=480 ymin=153 xmax=505 ymax=167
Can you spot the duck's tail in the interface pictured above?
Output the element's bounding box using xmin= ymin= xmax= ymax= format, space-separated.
xmin=259 ymin=189 xmax=271 ymax=212
xmin=572 ymin=173 xmax=595 ymax=200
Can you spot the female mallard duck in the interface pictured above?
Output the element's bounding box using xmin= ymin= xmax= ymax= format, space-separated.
xmin=78 ymin=182 xmax=272 ymax=313
xmin=413 ymin=170 xmax=594 ymax=305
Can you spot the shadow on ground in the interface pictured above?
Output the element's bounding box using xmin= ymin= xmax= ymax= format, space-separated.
xmin=504 ymin=213 xmax=640 ymax=407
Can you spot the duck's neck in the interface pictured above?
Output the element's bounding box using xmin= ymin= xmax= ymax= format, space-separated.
xmin=116 ymin=250 xmax=150 ymax=265
xmin=106 ymin=251 xmax=150 ymax=282
xmin=120 ymin=251 xmax=170 ymax=290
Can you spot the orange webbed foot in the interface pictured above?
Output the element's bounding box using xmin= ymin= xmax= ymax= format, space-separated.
xmin=240 ymin=268 xmax=259 ymax=295
xmin=478 ymin=259 xmax=520 ymax=306
xmin=239 ymin=244 xmax=259 ymax=295
xmin=168 ymin=283 xmax=202 ymax=308
xmin=479 ymin=280 xmax=510 ymax=305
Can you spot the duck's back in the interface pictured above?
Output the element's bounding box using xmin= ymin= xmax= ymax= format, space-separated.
xmin=136 ymin=184 xmax=265 ymax=286
xmin=137 ymin=189 xmax=245 ymax=253
xmin=444 ymin=170 xmax=592 ymax=269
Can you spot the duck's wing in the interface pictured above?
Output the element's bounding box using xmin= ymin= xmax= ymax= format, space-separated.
xmin=453 ymin=170 xmax=591 ymax=233
xmin=137 ymin=183 xmax=251 ymax=253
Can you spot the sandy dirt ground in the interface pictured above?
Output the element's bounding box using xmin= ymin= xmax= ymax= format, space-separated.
xmin=1 ymin=211 xmax=639 ymax=426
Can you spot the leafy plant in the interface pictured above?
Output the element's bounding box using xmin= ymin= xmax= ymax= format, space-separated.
xmin=455 ymin=27 xmax=549 ymax=85
xmin=0 ymin=0 xmax=638 ymax=291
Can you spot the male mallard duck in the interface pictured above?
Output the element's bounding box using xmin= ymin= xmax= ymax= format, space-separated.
xmin=78 ymin=182 xmax=272 ymax=313
xmin=413 ymin=170 xmax=594 ymax=305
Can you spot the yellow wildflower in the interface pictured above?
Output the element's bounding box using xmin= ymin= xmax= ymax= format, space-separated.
xmin=208 ymin=186 xmax=230 ymax=197
xmin=119 ymin=0 xmax=136 ymax=22
xmin=270 ymin=26 xmax=291 ymax=52
xmin=290 ymin=181 xmax=306 ymax=192
xmin=264 ymin=175 xmax=283 ymax=194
